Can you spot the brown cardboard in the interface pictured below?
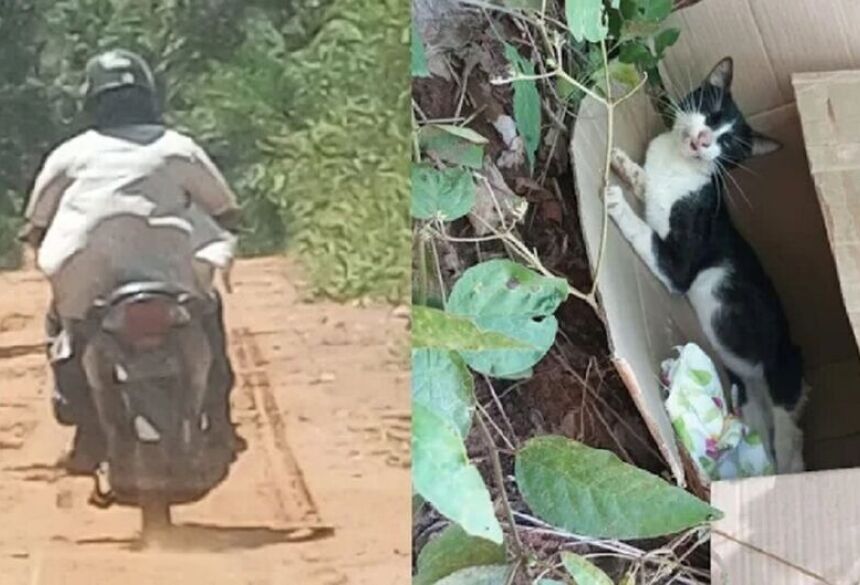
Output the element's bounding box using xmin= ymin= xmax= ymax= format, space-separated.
xmin=795 ymin=70 xmax=860 ymax=346
xmin=711 ymin=468 xmax=860 ymax=584
xmin=569 ymin=1 xmax=860 ymax=582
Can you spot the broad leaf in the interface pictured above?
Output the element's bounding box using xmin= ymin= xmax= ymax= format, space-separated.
xmin=557 ymin=76 xmax=580 ymax=102
xmin=412 ymin=306 xmax=529 ymax=352
xmin=412 ymin=164 xmax=476 ymax=221
xmin=504 ymin=44 xmax=541 ymax=171
xmin=591 ymin=59 xmax=641 ymax=95
xmin=620 ymin=19 xmax=662 ymax=40
xmin=515 ymin=436 xmax=722 ymax=539
xmin=411 ymin=18 xmax=430 ymax=77
xmin=447 ymin=260 xmax=568 ymax=378
xmin=561 ymin=552 xmax=613 ymax=585
xmin=419 ymin=125 xmax=486 ymax=169
xmin=654 ymin=27 xmax=681 ymax=57
xmin=565 ymin=0 xmax=608 ymax=43
xmin=639 ymin=0 xmax=673 ymax=21
xmin=412 ymin=404 xmax=503 ymax=543
xmin=412 ymin=348 xmax=475 ymax=438
xmin=414 ymin=525 xmax=507 ymax=585
xmin=433 ymin=124 xmax=489 ymax=144
xmin=619 ymin=0 xmax=639 ymax=20
xmin=435 ymin=565 xmax=510 ymax=585
xmin=618 ymin=40 xmax=658 ymax=70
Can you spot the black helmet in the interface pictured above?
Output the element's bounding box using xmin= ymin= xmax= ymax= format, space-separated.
xmin=82 ymin=49 xmax=156 ymax=106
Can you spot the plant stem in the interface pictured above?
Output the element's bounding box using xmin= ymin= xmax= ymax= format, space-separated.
xmin=430 ymin=236 xmax=447 ymax=308
xmin=476 ymin=410 xmax=524 ymax=559
xmin=589 ymin=37 xmax=615 ymax=298
xmin=416 ymin=230 xmax=429 ymax=306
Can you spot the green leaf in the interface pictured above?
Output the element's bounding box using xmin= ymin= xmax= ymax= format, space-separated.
xmin=515 ymin=436 xmax=723 ymax=539
xmin=433 ymin=124 xmax=489 ymax=144
xmin=561 ymin=552 xmax=613 ymax=585
xmin=557 ymin=76 xmax=581 ymax=103
xmin=418 ymin=125 xmax=486 ymax=169
xmin=412 ymin=164 xmax=476 ymax=221
xmin=414 ymin=524 xmax=507 ymax=585
xmin=503 ymin=44 xmax=542 ymax=171
xmin=538 ymin=581 xmax=567 ymax=585
xmin=619 ymin=0 xmax=639 ymax=19
xmin=654 ymin=27 xmax=681 ymax=57
xmin=640 ymin=0 xmax=673 ymax=21
xmin=607 ymin=8 xmax=624 ymax=39
xmin=412 ymin=404 xmax=504 ymax=543
xmin=620 ymin=19 xmax=662 ymax=40
xmin=591 ymin=59 xmax=642 ymax=95
xmin=412 ymin=348 xmax=475 ymax=438
xmin=411 ymin=18 xmax=431 ymax=77
xmin=435 ymin=565 xmax=511 ymax=585
xmin=448 ymin=259 xmax=568 ymax=378
xmin=565 ymin=0 xmax=608 ymax=42
xmin=618 ymin=40 xmax=658 ymax=70
xmin=412 ymin=306 xmax=529 ymax=352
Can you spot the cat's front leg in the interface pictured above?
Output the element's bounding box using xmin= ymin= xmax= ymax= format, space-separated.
xmin=610 ymin=147 xmax=646 ymax=200
xmin=605 ymin=185 xmax=673 ymax=291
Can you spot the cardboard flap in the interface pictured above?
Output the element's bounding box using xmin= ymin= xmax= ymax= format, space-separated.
xmin=571 ymin=92 xmax=720 ymax=486
xmin=712 ymin=468 xmax=860 ymax=584
xmin=663 ymin=0 xmax=860 ymax=117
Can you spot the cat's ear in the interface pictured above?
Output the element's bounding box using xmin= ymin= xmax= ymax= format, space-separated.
xmin=707 ymin=57 xmax=734 ymax=89
xmin=750 ymin=132 xmax=782 ymax=157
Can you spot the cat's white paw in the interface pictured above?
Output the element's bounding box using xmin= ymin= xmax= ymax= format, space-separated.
xmin=604 ymin=185 xmax=625 ymax=217
xmin=610 ymin=147 xmax=628 ymax=176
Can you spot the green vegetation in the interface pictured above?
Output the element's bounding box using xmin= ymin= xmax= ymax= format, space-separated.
xmin=411 ymin=0 xmax=715 ymax=582
xmin=0 ymin=0 xmax=409 ymax=301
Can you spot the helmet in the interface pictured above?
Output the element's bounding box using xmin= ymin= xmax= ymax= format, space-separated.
xmin=82 ymin=49 xmax=156 ymax=105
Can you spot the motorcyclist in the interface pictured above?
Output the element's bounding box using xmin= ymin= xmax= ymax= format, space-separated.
xmin=19 ymin=49 xmax=242 ymax=474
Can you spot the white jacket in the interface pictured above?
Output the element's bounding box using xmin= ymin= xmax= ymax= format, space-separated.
xmin=25 ymin=125 xmax=239 ymax=319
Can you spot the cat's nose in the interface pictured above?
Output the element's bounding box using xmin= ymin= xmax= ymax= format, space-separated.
xmin=695 ymin=128 xmax=713 ymax=149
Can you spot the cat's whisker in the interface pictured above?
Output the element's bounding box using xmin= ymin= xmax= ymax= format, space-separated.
xmin=717 ymin=159 xmax=753 ymax=210
xmin=730 ymin=159 xmax=760 ymax=177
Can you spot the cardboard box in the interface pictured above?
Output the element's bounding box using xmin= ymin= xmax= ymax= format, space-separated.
xmin=570 ymin=1 xmax=860 ymax=582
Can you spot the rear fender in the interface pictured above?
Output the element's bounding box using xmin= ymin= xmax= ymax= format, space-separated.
xmin=81 ymin=319 xmax=212 ymax=447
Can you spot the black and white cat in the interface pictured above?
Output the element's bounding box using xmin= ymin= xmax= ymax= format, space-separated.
xmin=606 ymin=57 xmax=807 ymax=474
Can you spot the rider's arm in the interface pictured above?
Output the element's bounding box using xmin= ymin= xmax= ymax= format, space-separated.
xmin=20 ymin=149 xmax=73 ymax=247
xmin=180 ymin=145 xmax=241 ymax=232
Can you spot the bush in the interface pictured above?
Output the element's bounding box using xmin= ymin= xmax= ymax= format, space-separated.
xmin=0 ymin=0 xmax=410 ymax=302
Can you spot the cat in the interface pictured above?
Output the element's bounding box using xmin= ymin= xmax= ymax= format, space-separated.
xmin=605 ymin=57 xmax=807 ymax=474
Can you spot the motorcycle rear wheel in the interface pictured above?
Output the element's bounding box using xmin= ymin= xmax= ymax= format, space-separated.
xmin=140 ymin=496 xmax=172 ymax=542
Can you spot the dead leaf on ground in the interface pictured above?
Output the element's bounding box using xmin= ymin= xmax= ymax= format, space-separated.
xmin=469 ymin=160 xmax=528 ymax=235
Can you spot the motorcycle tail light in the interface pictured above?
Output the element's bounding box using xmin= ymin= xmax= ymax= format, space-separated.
xmin=106 ymin=298 xmax=188 ymax=349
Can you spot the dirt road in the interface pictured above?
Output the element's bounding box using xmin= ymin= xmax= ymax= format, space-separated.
xmin=0 ymin=256 xmax=410 ymax=584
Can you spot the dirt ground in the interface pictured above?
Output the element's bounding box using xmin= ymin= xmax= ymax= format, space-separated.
xmin=0 ymin=255 xmax=411 ymax=584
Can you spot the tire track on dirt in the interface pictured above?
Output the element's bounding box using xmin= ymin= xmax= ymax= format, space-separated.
xmin=232 ymin=326 xmax=320 ymax=523
xmin=0 ymin=256 xmax=409 ymax=584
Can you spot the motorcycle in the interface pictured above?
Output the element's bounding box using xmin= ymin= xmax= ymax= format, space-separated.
xmin=77 ymin=280 xmax=236 ymax=537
